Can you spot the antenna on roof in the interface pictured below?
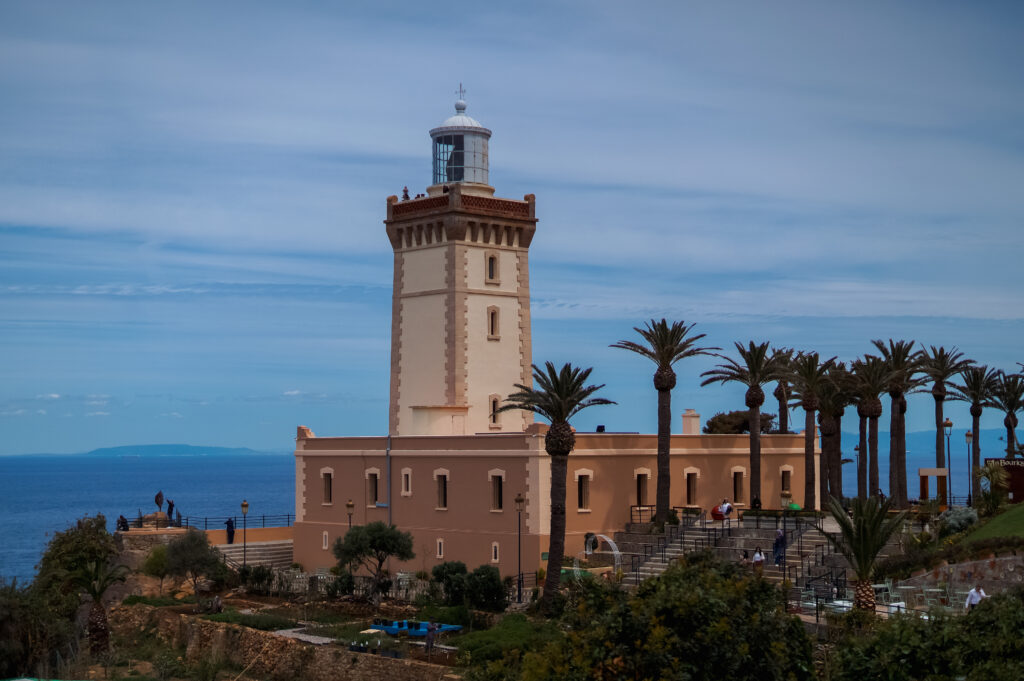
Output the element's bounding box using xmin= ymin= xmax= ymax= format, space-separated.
xmin=455 ymin=83 xmax=466 ymax=100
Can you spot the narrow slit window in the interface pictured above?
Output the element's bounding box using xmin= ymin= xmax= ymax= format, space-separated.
xmin=322 ymin=472 xmax=332 ymax=504
xmin=686 ymin=472 xmax=697 ymax=505
xmin=578 ymin=475 xmax=590 ymax=510
xmin=491 ymin=542 xmax=500 ymax=563
xmin=436 ymin=538 xmax=444 ymax=559
xmin=437 ymin=474 xmax=448 ymax=509
xmin=488 ymin=309 xmax=498 ymax=337
xmin=488 ymin=256 xmax=496 ymax=280
xmin=368 ymin=473 xmax=379 ymax=505
xmin=636 ymin=474 xmax=648 ymax=506
xmin=322 ymin=531 xmax=329 ymax=550
xmin=491 ymin=476 xmax=503 ymax=510
xmin=490 ymin=398 xmax=500 ymax=425
xmin=782 ymin=470 xmax=792 ymax=492
xmin=402 ymin=470 xmax=412 ymax=496
xmin=733 ymin=471 xmax=744 ymax=504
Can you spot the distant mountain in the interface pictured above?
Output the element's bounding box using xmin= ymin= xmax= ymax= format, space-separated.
xmin=84 ymin=444 xmax=289 ymax=457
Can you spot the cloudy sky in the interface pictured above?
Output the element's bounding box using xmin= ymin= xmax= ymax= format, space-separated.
xmin=1 ymin=1 xmax=1022 ymax=455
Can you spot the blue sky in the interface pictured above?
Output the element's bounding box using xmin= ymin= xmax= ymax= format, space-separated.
xmin=1 ymin=1 xmax=1022 ymax=455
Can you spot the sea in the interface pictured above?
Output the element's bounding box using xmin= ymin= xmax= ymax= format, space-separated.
xmin=0 ymin=452 xmax=294 ymax=583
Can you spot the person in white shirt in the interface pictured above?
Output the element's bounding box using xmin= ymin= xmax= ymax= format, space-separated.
xmin=965 ymin=584 xmax=988 ymax=612
xmin=752 ymin=547 xmax=765 ymax=572
xmin=721 ymin=498 xmax=733 ymax=518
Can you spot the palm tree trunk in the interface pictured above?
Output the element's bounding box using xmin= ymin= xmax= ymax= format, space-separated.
xmin=934 ymin=393 xmax=945 ymax=468
xmin=818 ymin=415 xmax=830 ymax=507
xmin=896 ymin=394 xmax=908 ymax=508
xmin=750 ymin=405 xmax=762 ymax=506
xmin=832 ymin=413 xmax=843 ymax=501
xmin=655 ymin=387 xmax=671 ymax=523
xmin=853 ymin=579 xmax=876 ymax=611
xmin=776 ymin=382 xmax=789 ymax=434
xmin=972 ymin=410 xmax=982 ymax=503
xmin=542 ymin=453 xmax=568 ymax=608
xmin=869 ymin=415 xmax=879 ymax=497
xmin=804 ymin=408 xmax=816 ymax=511
xmin=888 ymin=393 xmax=899 ymax=502
xmin=858 ymin=412 xmax=868 ymax=500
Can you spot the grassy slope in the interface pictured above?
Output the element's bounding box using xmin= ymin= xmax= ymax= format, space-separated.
xmin=966 ymin=503 xmax=1024 ymax=541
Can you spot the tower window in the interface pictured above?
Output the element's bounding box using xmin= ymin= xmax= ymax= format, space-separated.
xmin=322 ymin=531 xmax=329 ymax=550
xmin=436 ymin=538 xmax=444 ymax=559
xmin=401 ymin=468 xmax=412 ymax=497
xmin=433 ymin=134 xmax=465 ymax=184
xmin=636 ymin=474 xmax=648 ymax=506
xmin=733 ymin=471 xmax=744 ymax=504
xmin=491 ymin=542 xmax=500 ymax=563
xmin=484 ymin=251 xmax=500 ymax=284
xmin=491 ymin=476 xmax=503 ymax=511
xmin=489 ymin=394 xmax=502 ymax=429
xmin=487 ymin=306 xmax=500 ymax=340
xmin=782 ymin=470 xmax=792 ymax=492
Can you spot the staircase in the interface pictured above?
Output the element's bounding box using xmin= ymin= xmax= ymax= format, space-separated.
xmin=607 ymin=515 xmax=837 ymax=589
xmin=215 ymin=540 xmax=294 ymax=569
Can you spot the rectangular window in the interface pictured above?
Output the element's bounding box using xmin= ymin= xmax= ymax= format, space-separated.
xmin=488 ymin=255 xmax=496 ymax=280
xmin=491 ymin=542 xmax=500 ymax=563
xmin=402 ymin=471 xmax=411 ymax=495
xmin=577 ymin=475 xmax=590 ymax=510
xmin=436 ymin=539 xmax=444 ymax=559
xmin=733 ymin=472 xmax=744 ymax=504
xmin=368 ymin=473 xmax=379 ymax=505
xmin=686 ymin=472 xmax=697 ymax=505
xmin=782 ymin=470 xmax=792 ymax=492
xmin=491 ymin=476 xmax=503 ymax=511
xmin=636 ymin=474 xmax=648 ymax=506
xmin=490 ymin=398 xmax=500 ymax=425
xmin=437 ymin=474 xmax=448 ymax=509
xmin=322 ymin=473 xmax=332 ymax=504
xmin=322 ymin=531 xmax=329 ymax=550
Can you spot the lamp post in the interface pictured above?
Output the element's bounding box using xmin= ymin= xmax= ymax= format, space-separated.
xmin=965 ymin=430 xmax=973 ymax=507
xmin=853 ymin=445 xmax=862 ymax=499
xmin=346 ymin=498 xmax=354 ymax=530
xmin=241 ymin=499 xmax=249 ymax=567
xmin=514 ymin=492 xmax=525 ymax=604
xmin=943 ymin=419 xmax=953 ymax=505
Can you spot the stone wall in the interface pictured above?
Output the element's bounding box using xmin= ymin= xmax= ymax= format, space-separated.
xmin=109 ymin=604 xmax=460 ymax=681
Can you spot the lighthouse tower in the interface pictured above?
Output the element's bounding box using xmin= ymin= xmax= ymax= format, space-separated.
xmin=385 ymin=96 xmax=537 ymax=436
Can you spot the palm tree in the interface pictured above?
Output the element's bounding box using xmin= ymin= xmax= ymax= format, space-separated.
xmin=872 ymin=339 xmax=923 ymax=508
xmin=817 ymin=364 xmax=853 ymax=504
xmin=788 ymin=352 xmax=836 ymax=511
xmin=701 ymin=341 xmax=782 ymax=507
xmin=951 ymin=366 xmax=999 ymax=503
xmin=825 ymin=496 xmax=906 ymax=611
xmin=850 ymin=356 xmax=891 ymax=500
xmin=987 ymin=372 xmax=1024 ymax=457
xmin=499 ymin=362 xmax=614 ymax=608
xmin=611 ymin=319 xmax=716 ymax=522
xmin=919 ymin=346 xmax=973 ymax=468
xmin=70 ymin=560 xmax=128 ymax=655
xmin=772 ymin=347 xmax=795 ymax=434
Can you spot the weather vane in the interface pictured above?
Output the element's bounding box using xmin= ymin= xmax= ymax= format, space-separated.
xmin=456 ymin=83 xmax=466 ymax=100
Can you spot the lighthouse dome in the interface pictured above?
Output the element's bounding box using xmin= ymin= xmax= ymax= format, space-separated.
xmin=429 ymin=98 xmax=491 ymax=187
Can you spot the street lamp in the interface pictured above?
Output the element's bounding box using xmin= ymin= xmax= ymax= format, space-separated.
xmin=241 ymin=499 xmax=249 ymax=567
xmin=965 ymin=430 xmax=973 ymax=507
xmin=346 ymin=498 xmax=354 ymax=530
xmin=514 ymin=492 xmax=525 ymax=604
xmin=943 ymin=419 xmax=953 ymax=505
xmin=853 ymin=445 xmax=862 ymax=499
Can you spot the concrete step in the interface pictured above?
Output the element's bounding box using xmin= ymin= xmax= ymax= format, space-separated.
xmin=214 ymin=540 xmax=294 ymax=569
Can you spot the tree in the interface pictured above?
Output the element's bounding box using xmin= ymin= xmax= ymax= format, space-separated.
xmin=817 ymin=364 xmax=853 ymax=504
xmin=34 ymin=514 xmax=118 ymax=624
xmin=432 ymin=560 xmax=468 ymax=606
xmin=701 ymin=341 xmax=782 ymax=506
xmin=141 ymin=544 xmax=170 ymax=596
xmin=951 ymin=365 xmax=999 ymax=502
xmin=333 ymin=521 xmax=414 ymax=600
xmin=789 ymin=352 xmax=836 ymax=511
xmin=872 ymin=339 xmax=924 ymax=508
xmin=850 ymin=355 xmax=891 ymax=500
xmin=824 ymin=495 xmax=906 ymax=611
xmin=919 ymin=346 xmax=973 ymax=468
xmin=466 ymin=565 xmax=507 ymax=612
xmin=70 ymin=560 xmax=128 ymax=655
xmin=166 ymin=529 xmax=221 ymax=597
xmin=611 ymin=319 xmax=716 ymax=522
xmin=498 ymin=361 xmax=614 ymax=609
xmin=702 ymin=410 xmax=777 ymax=434
xmin=987 ymin=371 xmax=1024 ymax=457
xmin=510 ymin=552 xmax=814 ymax=681
xmin=771 ymin=347 xmax=795 ymax=434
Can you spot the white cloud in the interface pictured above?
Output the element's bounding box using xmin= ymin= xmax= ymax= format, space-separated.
xmin=160 ymin=411 xmax=183 ymax=418
xmin=283 ymin=390 xmax=301 ymax=396
xmin=85 ymin=411 xmax=110 ymax=417
xmin=37 ymin=393 xmax=61 ymax=400
xmin=36 ymin=409 xmax=47 ymax=415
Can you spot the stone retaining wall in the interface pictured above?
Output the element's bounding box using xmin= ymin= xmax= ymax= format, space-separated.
xmin=109 ymin=604 xmax=460 ymax=681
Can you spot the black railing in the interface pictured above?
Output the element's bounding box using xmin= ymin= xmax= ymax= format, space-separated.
xmin=129 ymin=513 xmax=294 ymax=530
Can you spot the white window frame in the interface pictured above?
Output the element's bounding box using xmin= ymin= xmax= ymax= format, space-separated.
xmin=436 ymin=538 xmax=444 ymax=559
xmin=401 ymin=467 xmax=413 ymax=497
xmin=574 ymin=468 xmax=593 ymax=512
xmin=320 ymin=466 xmax=334 ymax=506
xmin=322 ymin=531 xmax=329 ymax=550
xmin=491 ymin=541 xmax=500 ymax=563
xmin=365 ymin=467 xmax=381 ymax=507
xmin=434 ymin=468 xmax=450 ymax=510
xmin=489 ymin=468 xmax=505 ymax=512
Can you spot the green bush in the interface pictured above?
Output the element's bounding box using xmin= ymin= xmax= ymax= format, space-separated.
xmin=937 ymin=507 xmax=979 ymax=538
xmin=326 ymin=571 xmax=355 ymax=598
xmin=466 ymin=566 xmax=507 ymax=612
xmin=458 ymin=614 xmax=559 ymax=666
xmin=876 ymin=535 xmax=1024 ymax=580
xmin=432 ymin=561 xmax=468 ymax=606
xmin=418 ymin=603 xmax=471 ymax=627
xmin=122 ymin=594 xmax=196 ymax=607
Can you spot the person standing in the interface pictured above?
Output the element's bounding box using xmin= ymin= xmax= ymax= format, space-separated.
xmin=965 ymin=584 xmax=988 ymax=612
xmin=752 ymin=546 xmax=765 ymax=572
xmin=773 ymin=529 xmax=786 ymax=567
xmin=425 ymin=620 xmax=438 ymax=658
xmin=166 ymin=499 xmax=175 ymax=523
xmin=721 ymin=498 xmax=733 ymax=518
xmin=225 ymin=517 xmax=235 ymax=544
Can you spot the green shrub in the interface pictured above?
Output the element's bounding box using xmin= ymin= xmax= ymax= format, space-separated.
xmin=937 ymin=507 xmax=978 ymax=538
xmin=122 ymin=594 xmax=195 ymax=607
xmin=432 ymin=561 xmax=468 ymax=606
xmin=418 ymin=603 xmax=471 ymax=627
xmin=466 ymin=566 xmax=507 ymax=612
xmin=458 ymin=614 xmax=559 ymax=666
xmin=326 ymin=571 xmax=355 ymax=598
